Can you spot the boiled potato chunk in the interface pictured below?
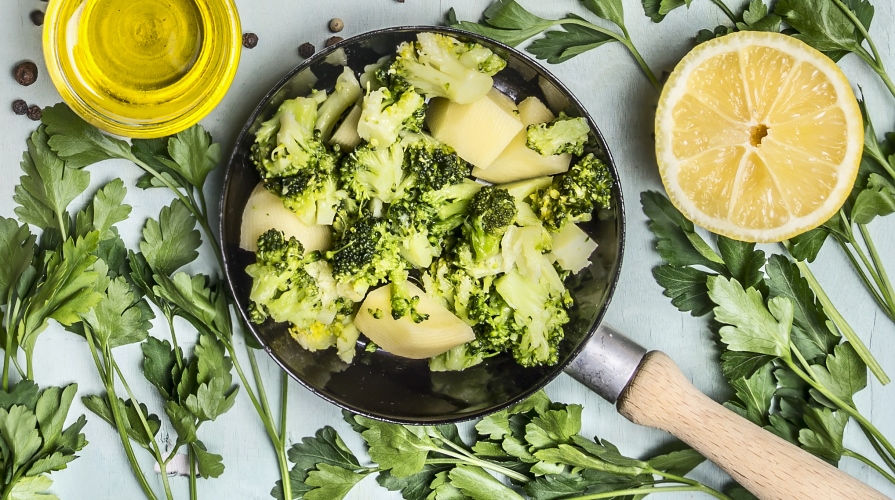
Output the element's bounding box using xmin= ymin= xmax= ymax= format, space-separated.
xmin=473 ymin=95 xmax=571 ymax=183
xmin=498 ymin=176 xmax=552 ymax=200
xmin=517 ymin=96 xmax=554 ymax=125
xmin=354 ymin=282 xmax=474 ymax=359
xmin=240 ymin=183 xmax=332 ymax=252
xmin=550 ymin=222 xmax=597 ymax=274
xmin=488 ymin=88 xmax=518 ymax=115
xmin=426 ymin=91 xmax=523 ymax=169
xmin=329 ymin=104 xmax=363 ymax=152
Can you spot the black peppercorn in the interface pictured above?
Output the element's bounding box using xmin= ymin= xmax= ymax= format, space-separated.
xmin=242 ymin=32 xmax=259 ymax=49
xmin=328 ymin=18 xmax=344 ymax=33
xmin=27 ymin=105 xmax=42 ymax=121
xmin=298 ymin=42 xmax=315 ymax=59
xmin=13 ymin=61 xmax=38 ymax=86
xmin=325 ymin=36 xmax=343 ymax=47
xmin=30 ymin=10 xmax=45 ymax=26
xmin=12 ymin=100 xmax=28 ymax=115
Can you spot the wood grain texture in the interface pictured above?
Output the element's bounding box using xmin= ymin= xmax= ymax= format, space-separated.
xmin=618 ymin=352 xmax=889 ymax=500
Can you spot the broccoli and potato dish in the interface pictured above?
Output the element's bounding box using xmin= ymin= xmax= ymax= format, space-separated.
xmin=240 ymin=32 xmax=612 ymax=371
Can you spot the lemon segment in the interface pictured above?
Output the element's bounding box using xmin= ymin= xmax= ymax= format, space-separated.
xmin=656 ymin=31 xmax=863 ymax=242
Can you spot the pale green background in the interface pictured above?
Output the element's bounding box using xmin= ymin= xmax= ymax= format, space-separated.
xmin=2 ymin=0 xmax=894 ymax=498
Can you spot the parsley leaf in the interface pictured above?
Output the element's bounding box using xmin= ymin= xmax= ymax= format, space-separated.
xmin=450 ymin=0 xmax=660 ymax=90
xmin=166 ymin=125 xmax=221 ymax=190
xmin=305 ymin=464 xmax=367 ymax=500
xmin=642 ymin=0 xmax=689 ymax=23
xmin=809 ymin=343 xmax=866 ymax=407
xmin=288 ymin=426 xmax=361 ymax=471
xmin=76 ymin=179 xmax=132 ymax=240
xmin=41 ymin=104 xmax=136 ymax=168
xmin=775 ymin=0 xmax=863 ymax=59
xmin=765 ymin=256 xmax=838 ymax=362
xmin=646 ymin=448 xmax=705 ymax=477
xmin=527 ymin=16 xmax=615 ymax=64
xmin=140 ymin=199 xmax=201 ymax=276
xmin=448 ymin=465 xmax=526 ymax=500
xmin=708 ymin=276 xmax=793 ymax=359
xmin=641 ymin=191 xmax=725 ymax=270
xmin=0 ymin=217 xmax=36 ymax=302
xmin=14 ymin=127 xmax=90 ymax=235
xmin=79 ymin=276 xmax=154 ymax=349
xmin=736 ymin=0 xmax=782 ymax=32
xmin=799 ymin=406 xmax=848 ymax=463
xmin=651 ymin=265 xmax=714 ymax=316
xmin=724 ymin=364 xmax=775 ymax=426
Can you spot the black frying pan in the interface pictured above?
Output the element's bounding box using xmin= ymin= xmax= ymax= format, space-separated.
xmin=219 ymin=26 xmax=884 ymax=500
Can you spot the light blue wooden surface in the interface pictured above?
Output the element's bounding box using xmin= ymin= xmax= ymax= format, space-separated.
xmin=2 ymin=0 xmax=895 ymax=498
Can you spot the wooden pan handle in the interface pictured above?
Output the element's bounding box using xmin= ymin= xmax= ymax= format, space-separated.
xmin=617 ymin=351 xmax=887 ymax=500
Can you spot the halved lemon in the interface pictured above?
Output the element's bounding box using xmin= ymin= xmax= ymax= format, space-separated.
xmin=655 ymin=31 xmax=863 ymax=242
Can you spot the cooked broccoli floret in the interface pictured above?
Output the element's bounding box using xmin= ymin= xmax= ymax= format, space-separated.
xmin=386 ymin=198 xmax=439 ymax=268
xmin=494 ymin=269 xmax=570 ymax=367
xmin=244 ymin=229 xmax=324 ymax=327
xmin=401 ymin=133 xmax=473 ymax=192
xmin=265 ymin=162 xmax=344 ymax=226
xmin=423 ymin=259 xmax=523 ymax=371
xmin=389 ymin=280 xmax=429 ymax=323
xmin=340 ymin=142 xmax=409 ymax=204
xmin=357 ymin=87 xmax=426 ymax=148
xmin=500 ymin=225 xmax=564 ymax=294
xmin=316 ymin=67 xmax=362 ymax=141
xmin=251 ymin=95 xmax=347 ymax=225
xmin=526 ymin=113 xmax=590 ymax=156
xmin=429 ymin=344 xmax=485 ymax=372
xmin=252 ymin=97 xmax=331 ymax=179
xmin=326 ymin=218 xmax=407 ymax=298
xmin=389 ymin=32 xmax=506 ymax=104
xmin=289 ymin=299 xmax=361 ymax=363
xmin=528 ymin=153 xmax=613 ymax=231
xmin=465 ymin=186 xmax=516 ymax=262
xmin=360 ymin=55 xmax=393 ymax=91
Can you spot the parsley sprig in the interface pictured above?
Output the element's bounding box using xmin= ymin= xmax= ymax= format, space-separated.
xmin=282 ymin=392 xmax=732 ymax=500
xmin=71 ymin=198 xmax=239 ymax=500
xmin=643 ymin=191 xmax=895 ymax=486
xmin=40 ymin=104 xmax=297 ymax=500
xmin=789 ymin=100 xmax=895 ymax=324
xmin=448 ymin=0 xmax=661 ymax=92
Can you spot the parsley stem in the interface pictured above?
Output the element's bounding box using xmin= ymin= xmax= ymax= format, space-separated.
xmin=424 ymin=450 xmax=530 ymax=483
xmin=830 ymin=0 xmax=895 ymax=99
xmin=277 ymin=371 xmax=292 ymax=500
xmin=844 ymin=448 xmax=895 ymax=485
xmin=188 ymin=447 xmax=198 ymax=500
xmin=571 ymin=485 xmax=730 ymax=500
xmin=786 ymin=360 xmax=895 ymax=468
xmin=558 ymin=18 xmax=661 ymax=92
xmin=834 ymin=238 xmax=889 ymax=314
xmin=790 ymin=257 xmax=890 ymax=384
xmin=652 ymin=469 xmax=729 ymax=498
xmin=165 ymin=311 xmax=186 ymax=369
xmin=111 ymin=356 xmax=175 ymax=500
xmin=84 ymin=326 xmax=158 ymax=500
xmin=709 ymin=0 xmax=737 ymax=24
xmin=858 ymin=224 xmax=895 ymax=318
xmin=861 ymin=426 xmax=895 ymax=475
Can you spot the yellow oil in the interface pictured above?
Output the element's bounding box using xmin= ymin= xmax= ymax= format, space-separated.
xmin=79 ymin=0 xmax=203 ymax=94
xmin=44 ymin=0 xmax=241 ymax=137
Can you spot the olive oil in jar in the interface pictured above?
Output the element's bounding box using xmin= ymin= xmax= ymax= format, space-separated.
xmin=78 ymin=0 xmax=203 ymax=94
xmin=43 ymin=0 xmax=241 ymax=137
